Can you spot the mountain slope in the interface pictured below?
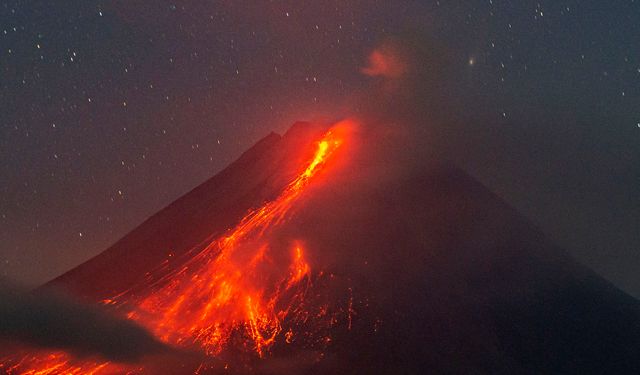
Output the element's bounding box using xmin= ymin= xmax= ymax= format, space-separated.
xmin=290 ymin=159 xmax=640 ymax=374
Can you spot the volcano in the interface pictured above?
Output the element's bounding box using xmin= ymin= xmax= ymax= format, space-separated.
xmin=4 ymin=120 xmax=640 ymax=374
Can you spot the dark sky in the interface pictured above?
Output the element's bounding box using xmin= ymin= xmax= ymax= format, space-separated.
xmin=1 ymin=1 xmax=638 ymax=297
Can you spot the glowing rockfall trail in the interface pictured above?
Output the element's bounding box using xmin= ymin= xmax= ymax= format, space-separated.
xmin=1 ymin=121 xmax=352 ymax=374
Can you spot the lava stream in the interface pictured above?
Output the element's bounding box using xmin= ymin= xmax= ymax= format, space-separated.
xmin=1 ymin=122 xmax=350 ymax=374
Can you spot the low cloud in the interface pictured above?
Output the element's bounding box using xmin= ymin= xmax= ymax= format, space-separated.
xmin=0 ymin=280 xmax=173 ymax=363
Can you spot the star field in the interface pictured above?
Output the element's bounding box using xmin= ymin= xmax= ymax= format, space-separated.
xmin=1 ymin=1 xmax=639 ymax=296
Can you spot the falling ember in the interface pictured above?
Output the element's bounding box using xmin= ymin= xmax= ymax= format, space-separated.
xmin=1 ymin=121 xmax=352 ymax=374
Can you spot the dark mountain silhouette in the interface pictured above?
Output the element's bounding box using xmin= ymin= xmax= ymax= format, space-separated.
xmin=41 ymin=122 xmax=640 ymax=374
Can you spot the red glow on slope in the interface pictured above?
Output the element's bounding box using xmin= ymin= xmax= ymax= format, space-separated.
xmin=1 ymin=120 xmax=354 ymax=374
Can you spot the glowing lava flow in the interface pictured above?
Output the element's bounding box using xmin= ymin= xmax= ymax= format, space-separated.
xmin=126 ymin=127 xmax=343 ymax=358
xmin=1 ymin=123 xmax=348 ymax=374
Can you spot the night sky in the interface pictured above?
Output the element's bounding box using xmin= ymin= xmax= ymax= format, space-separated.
xmin=1 ymin=1 xmax=639 ymax=297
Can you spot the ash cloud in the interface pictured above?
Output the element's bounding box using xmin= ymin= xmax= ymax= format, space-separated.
xmin=361 ymin=40 xmax=409 ymax=80
xmin=0 ymin=279 xmax=173 ymax=363
xmin=352 ymin=33 xmax=464 ymax=169
xmin=358 ymin=34 xmax=459 ymax=118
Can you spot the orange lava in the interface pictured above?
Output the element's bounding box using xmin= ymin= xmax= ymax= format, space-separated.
xmin=1 ymin=121 xmax=350 ymax=374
